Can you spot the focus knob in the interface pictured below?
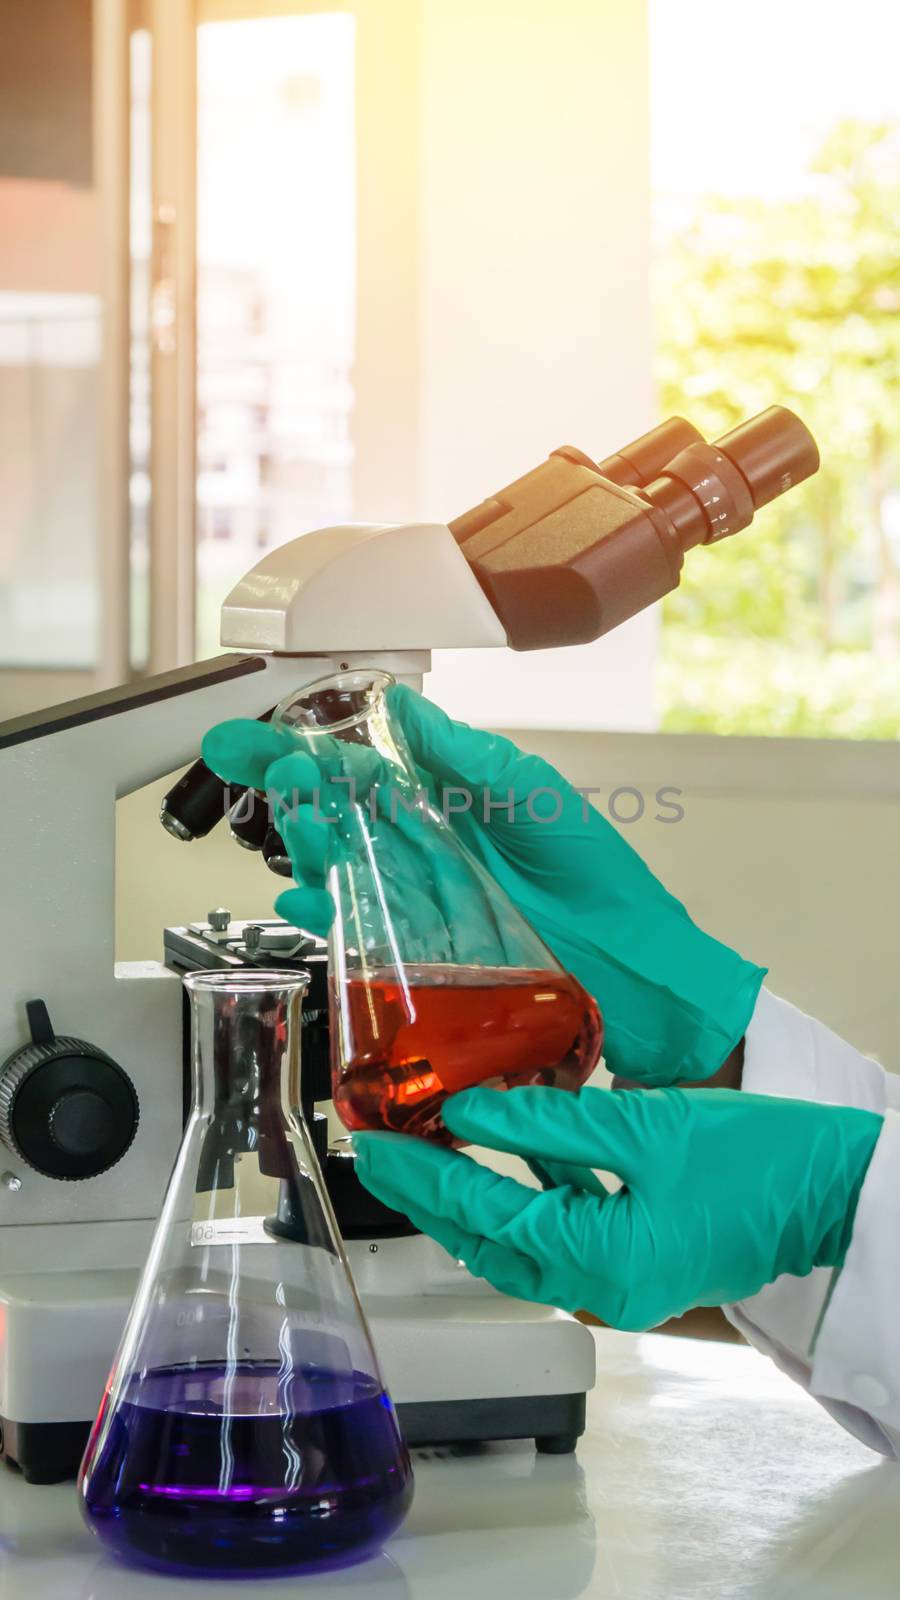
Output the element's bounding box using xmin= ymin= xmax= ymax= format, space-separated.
xmin=0 ymin=1001 xmax=139 ymax=1181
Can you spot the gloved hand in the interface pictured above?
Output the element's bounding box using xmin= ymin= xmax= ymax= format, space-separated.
xmin=202 ymin=685 xmax=764 ymax=1085
xmin=351 ymin=1085 xmax=883 ymax=1330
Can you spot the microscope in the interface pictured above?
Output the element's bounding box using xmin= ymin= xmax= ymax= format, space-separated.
xmin=0 ymin=407 xmax=818 ymax=1481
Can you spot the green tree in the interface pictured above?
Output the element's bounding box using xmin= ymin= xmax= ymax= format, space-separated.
xmin=656 ymin=120 xmax=900 ymax=684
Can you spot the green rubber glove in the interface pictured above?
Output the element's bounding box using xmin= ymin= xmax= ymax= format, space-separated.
xmin=351 ymin=1086 xmax=883 ymax=1330
xmin=202 ymin=684 xmax=765 ymax=1084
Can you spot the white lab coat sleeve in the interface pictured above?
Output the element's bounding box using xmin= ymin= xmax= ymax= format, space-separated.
xmin=722 ymin=987 xmax=900 ymax=1459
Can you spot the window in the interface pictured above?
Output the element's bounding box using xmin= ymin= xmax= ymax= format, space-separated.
xmin=652 ymin=0 xmax=900 ymax=736
xmin=194 ymin=13 xmax=356 ymax=660
xmin=0 ymin=1 xmax=100 ymax=674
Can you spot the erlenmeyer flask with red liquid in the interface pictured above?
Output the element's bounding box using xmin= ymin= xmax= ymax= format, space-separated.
xmin=270 ymin=670 xmax=603 ymax=1144
xmin=78 ymin=970 xmax=413 ymax=1577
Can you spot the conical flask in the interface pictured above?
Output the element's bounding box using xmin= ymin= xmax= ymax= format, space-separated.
xmin=78 ymin=970 xmax=413 ymax=1577
xmin=271 ymin=670 xmax=603 ymax=1143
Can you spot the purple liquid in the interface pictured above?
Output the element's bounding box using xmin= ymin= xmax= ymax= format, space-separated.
xmin=79 ymin=1362 xmax=413 ymax=1576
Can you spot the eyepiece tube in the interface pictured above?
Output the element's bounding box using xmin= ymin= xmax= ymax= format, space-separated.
xmin=714 ymin=405 xmax=820 ymax=510
xmin=596 ymin=417 xmax=705 ymax=488
xmin=644 ymin=405 xmax=820 ymax=551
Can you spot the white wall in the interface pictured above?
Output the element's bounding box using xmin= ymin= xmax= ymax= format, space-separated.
xmin=507 ymin=729 xmax=900 ymax=1072
xmin=414 ymin=0 xmax=659 ymax=730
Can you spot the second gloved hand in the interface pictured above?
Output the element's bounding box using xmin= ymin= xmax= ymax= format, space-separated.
xmin=352 ymin=1085 xmax=882 ymax=1330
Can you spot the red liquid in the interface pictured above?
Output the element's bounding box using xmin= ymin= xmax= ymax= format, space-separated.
xmin=331 ymin=965 xmax=603 ymax=1144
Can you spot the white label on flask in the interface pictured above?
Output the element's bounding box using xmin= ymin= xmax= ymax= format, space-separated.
xmin=189 ymin=1216 xmax=276 ymax=1247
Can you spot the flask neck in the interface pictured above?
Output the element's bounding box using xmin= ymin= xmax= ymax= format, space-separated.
xmin=186 ymin=974 xmax=307 ymax=1124
xmin=272 ymin=669 xmax=419 ymax=789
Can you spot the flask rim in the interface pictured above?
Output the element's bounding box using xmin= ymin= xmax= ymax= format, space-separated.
xmin=183 ymin=969 xmax=310 ymax=996
xmin=272 ymin=668 xmax=395 ymax=737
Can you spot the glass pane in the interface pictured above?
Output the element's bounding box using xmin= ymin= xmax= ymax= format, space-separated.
xmin=129 ymin=26 xmax=152 ymax=674
xmin=651 ymin=0 xmax=900 ymax=737
xmin=195 ymin=14 xmax=356 ymax=659
xmin=0 ymin=0 xmax=99 ymax=669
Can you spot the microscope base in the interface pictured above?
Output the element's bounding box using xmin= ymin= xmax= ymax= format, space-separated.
xmin=0 ymin=1264 xmax=596 ymax=1482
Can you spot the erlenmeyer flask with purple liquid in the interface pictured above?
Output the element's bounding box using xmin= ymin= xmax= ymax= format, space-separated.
xmin=78 ymin=969 xmax=413 ymax=1577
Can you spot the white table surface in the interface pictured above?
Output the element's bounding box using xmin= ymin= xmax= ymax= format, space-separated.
xmin=1 ymin=1328 xmax=898 ymax=1599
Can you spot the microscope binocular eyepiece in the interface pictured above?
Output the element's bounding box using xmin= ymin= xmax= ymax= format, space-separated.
xmin=449 ymin=404 xmax=819 ymax=650
xmin=589 ymin=405 xmax=819 ymax=514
